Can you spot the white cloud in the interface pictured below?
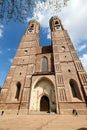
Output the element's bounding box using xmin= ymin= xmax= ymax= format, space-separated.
xmin=77 ymin=44 xmax=87 ymax=52
xmin=34 ymin=0 xmax=68 ymax=27
xmin=30 ymin=0 xmax=87 ymax=45
xmin=0 ymin=24 xmax=4 ymax=38
xmin=26 ymin=17 xmax=32 ymax=23
xmin=0 ymin=50 xmax=2 ymax=54
xmin=7 ymin=48 xmax=11 ymax=51
xmin=9 ymin=58 xmax=13 ymax=63
xmin=60 ymin=0 xmax=87 ymax=45
xmin=47 ymin=28 xmax=51 ymax=39
xmin=80 ymin=54 xmax=87 ymax=72
xmin=26 ymin=0 xmax=69 ymax=39
xmin=0 ymin=72 xmax=6 ymax=86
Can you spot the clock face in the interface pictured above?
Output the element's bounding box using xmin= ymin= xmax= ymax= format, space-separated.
xmin=28 ymin=24 xmax=34 ymax=33
xmin=28 ymin=28 xmax=34 ymax=33
xmin=28 ymin=28 xmax=33 ymax=32
xmin=55 ymin=25 xmax=61 ymax=30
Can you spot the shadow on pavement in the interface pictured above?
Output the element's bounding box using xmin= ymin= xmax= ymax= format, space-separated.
xmin=78 ymin=128 xmax=87 ymax=130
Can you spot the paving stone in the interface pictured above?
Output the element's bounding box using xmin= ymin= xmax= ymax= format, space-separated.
xmin=0 ymin=115 xmax=87 ymax=130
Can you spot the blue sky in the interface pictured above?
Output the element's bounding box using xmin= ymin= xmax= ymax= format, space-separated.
xmin=0 ymin=0 xmax=87 ymax=86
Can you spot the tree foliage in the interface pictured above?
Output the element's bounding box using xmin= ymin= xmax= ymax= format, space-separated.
xmin=0 ymin=86 xmax=2 ymax=92
xmin=0 ymin=0 xmax=34 ymax=22
xmin=0 ymin=0 xmax=69 ymax=23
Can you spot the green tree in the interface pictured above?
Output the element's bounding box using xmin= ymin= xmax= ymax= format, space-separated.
xmin=0 ymin=86 xmax=2 ymax=92
xmin=0 ymin=0 xmax=35 ymax=22
xmin=0 ymin=0 xmax=69 ymax=23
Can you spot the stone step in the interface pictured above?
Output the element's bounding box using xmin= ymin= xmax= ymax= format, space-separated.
xmin=0 ymin=109 xmax=87 ymax=115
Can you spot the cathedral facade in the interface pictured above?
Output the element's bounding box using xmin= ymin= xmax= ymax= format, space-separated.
xmin=0 ymin=16 xmax=87 ymax=114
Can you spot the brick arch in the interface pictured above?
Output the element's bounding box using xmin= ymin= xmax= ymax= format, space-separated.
xmin=33 ymin=77 xmax=55 ymax=89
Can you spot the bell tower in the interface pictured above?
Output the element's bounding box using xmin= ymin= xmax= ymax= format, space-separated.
xmin=50 ymin=16 xmax=64 ymax=31
xmin=26 ymin=20 xmax=40 ymax=34
xmin=50 ymin=16 xmax=87 ymax=113
xmin=0 ymin=19 xmax=40 ymax=111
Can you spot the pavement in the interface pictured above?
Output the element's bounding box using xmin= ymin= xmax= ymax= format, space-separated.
xmin=0 ymin=114 xmax=87 ymax=130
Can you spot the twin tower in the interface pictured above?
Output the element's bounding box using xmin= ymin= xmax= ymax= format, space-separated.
xmin=0 ymin=16 xmax=87 ymax=114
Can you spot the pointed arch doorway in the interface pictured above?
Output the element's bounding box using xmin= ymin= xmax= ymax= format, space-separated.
xmin=29 ymin=77 xmax=57 ymax=113
xmin=40 ymin=95 xmax=50 ymax=112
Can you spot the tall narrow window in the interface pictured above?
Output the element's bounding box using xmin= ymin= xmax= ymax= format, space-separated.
xmin=70 ymin=80 xmax=77 ymax=97
xmin=42 ymin=57 xmax=48 ymax=72
xmin=69 ymin=79 xmax=82 ymax=100
xmin=15 ymin=82 xmax=21 ymax=100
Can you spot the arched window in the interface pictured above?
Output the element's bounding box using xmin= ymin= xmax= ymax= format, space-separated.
xmin=69 ymin=79 xmax=82 ymax=100
xmin=55 ymin=21 xmax=59 ymax=24
xmin=42 ymin=57 xmax=48 ymax=72
xmin=15 ymin=82 xmax=21 ymax=100
xmin=62 ymin=46 xmax=66 ymax=51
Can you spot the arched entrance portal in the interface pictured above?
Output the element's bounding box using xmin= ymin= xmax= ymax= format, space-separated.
xmin=40 ymin=96 xmax=50 ymax=111
xmin=29 ymin=77 xmax=57 ymax=113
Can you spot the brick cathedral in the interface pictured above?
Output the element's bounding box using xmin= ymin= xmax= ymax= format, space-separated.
xmin=0 ymin=16 xmax=87 ymax=114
